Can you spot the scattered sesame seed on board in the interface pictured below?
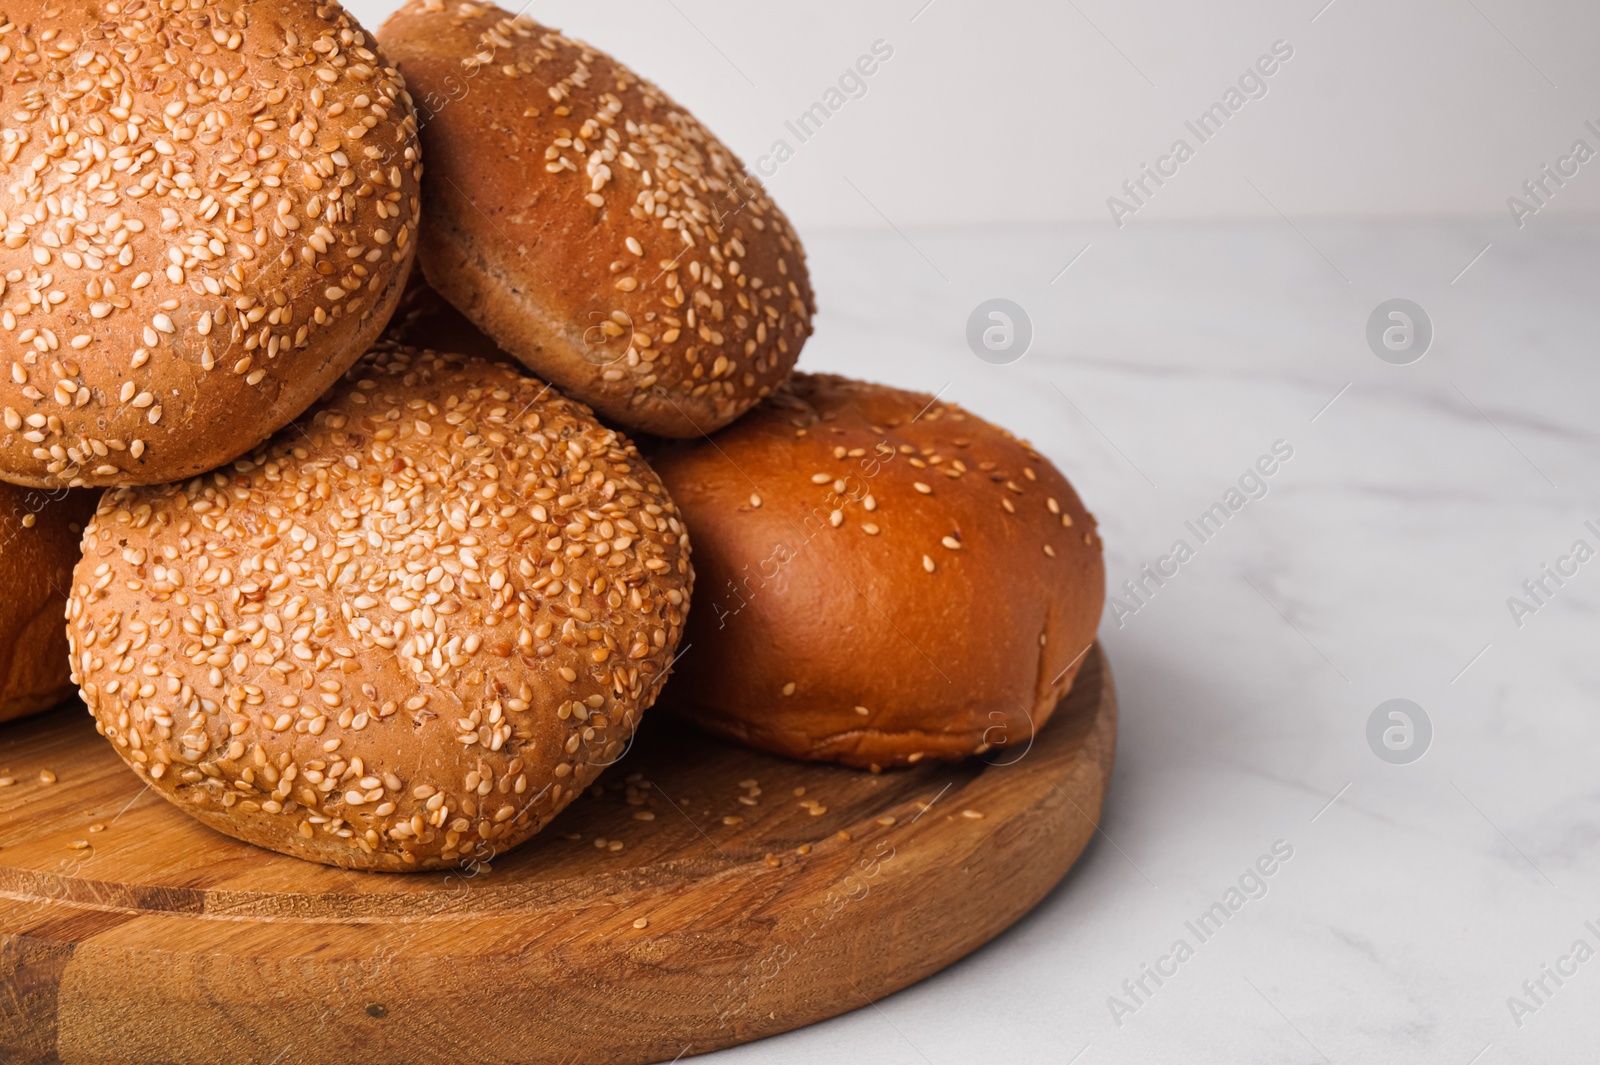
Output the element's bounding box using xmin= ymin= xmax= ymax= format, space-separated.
xmin=961 ymin=809 xmax=985 ymax=820
xmin=633 ymin=917 xmax=649 ymax=929
xmin=0 ymin=777 xmax=14 ymax=787
xmin=38 ymin=770 xmax=56 ymax=785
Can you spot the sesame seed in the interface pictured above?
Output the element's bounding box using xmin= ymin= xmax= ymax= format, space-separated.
xmin=941 ymin=536 xmax=962 ymax=550
xmin=62 ymin=348 xmax=691 ymax=869
xmin=913 ymin=482 xmax=932 ymax=494
xmin=922 ymin=555 xmax=935 ymax=573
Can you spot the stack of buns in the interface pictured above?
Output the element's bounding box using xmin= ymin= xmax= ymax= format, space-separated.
xmin=0 ymin=0 xmax=1104 ymax=870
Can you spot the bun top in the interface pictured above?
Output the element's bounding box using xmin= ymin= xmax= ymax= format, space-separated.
xmin=650 ymin=373 xmax=1105 ymax=767
xmin=0 ymin=480 xmax=95 ymax=719
xmin=380 ymin=0 xmax=814 ymax=437
xmin=0 ymin=0 xmax=422 ymax=489
xmin=68 ymin=344 xmax=694 ymax=868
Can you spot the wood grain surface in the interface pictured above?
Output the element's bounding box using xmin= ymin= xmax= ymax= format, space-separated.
xmin=0 ymin=644 xmax=1116 ymax=1065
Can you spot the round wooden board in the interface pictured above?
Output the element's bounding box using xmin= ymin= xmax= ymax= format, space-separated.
xmin=0 ymin=644 xmax=1115 ymax=1065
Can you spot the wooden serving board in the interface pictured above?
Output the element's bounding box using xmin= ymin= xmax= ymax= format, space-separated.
xmin=0 ymin=645 xmax=1115 ymax=1065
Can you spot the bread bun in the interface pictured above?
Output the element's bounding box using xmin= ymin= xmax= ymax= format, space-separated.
xmin=0 ymin=483 xmax=94 ymax=722
xmin=0 ymin=0 xmax=422 ymax=489
xmin=650 ymin=373 xmax=1104 ymax=769
xmin=384 ymin=266 xmax=502 ymax=360
xmin=379 ymin=1 xmax=814 ymax=438
xmin=67 ymin=345 xmax=693 ymax=869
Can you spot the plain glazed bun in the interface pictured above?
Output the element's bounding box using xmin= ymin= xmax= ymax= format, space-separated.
xmin=67 ymin=344 xmax=693 ymax=869
xmin=0 ymin=483 xmax=95 ymax=722
xmin=0 ymin=0 xmax=422 ymax=489
xmin=650 ymin=373 xmax=1104 ymax=770
xmin=379 ymin=0 xmax=815 ymax=438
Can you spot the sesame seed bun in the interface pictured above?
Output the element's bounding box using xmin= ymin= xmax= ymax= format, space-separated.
xmin=650 ymin=373 xmax=1104 ymax=770
xmin=378 ymin=0 xmax=815 ymax=438
xmin=0 ymin=482 xmax=95 ymax=722
xmin=67 ymin=344 xmax=693 ymax=870
xmin=0 ymin=0 xmax=423 ymax=490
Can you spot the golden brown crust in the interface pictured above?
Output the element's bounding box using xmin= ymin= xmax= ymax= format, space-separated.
xmin=67 ymin=344 xmax=693 ymax=869
xmin=0 ymin=0 xmax=423 ymax=489
xmin=0 ymin=481 xmax=95 ymax=721
xmin=379 ymin=0 xmax=814 ymax=438
xmin=650 ymin=373 xmax=1104 ymax=769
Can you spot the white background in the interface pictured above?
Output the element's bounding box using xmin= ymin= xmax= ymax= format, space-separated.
xmin=343 ymin=0 xmax=1600 ymax=229
xmin=340 ymin=3 xmax=1600 ymax=1064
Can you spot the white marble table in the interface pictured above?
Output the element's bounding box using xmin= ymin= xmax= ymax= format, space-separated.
xmin=693 ymin=219 xmax=1600 ymax=1064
